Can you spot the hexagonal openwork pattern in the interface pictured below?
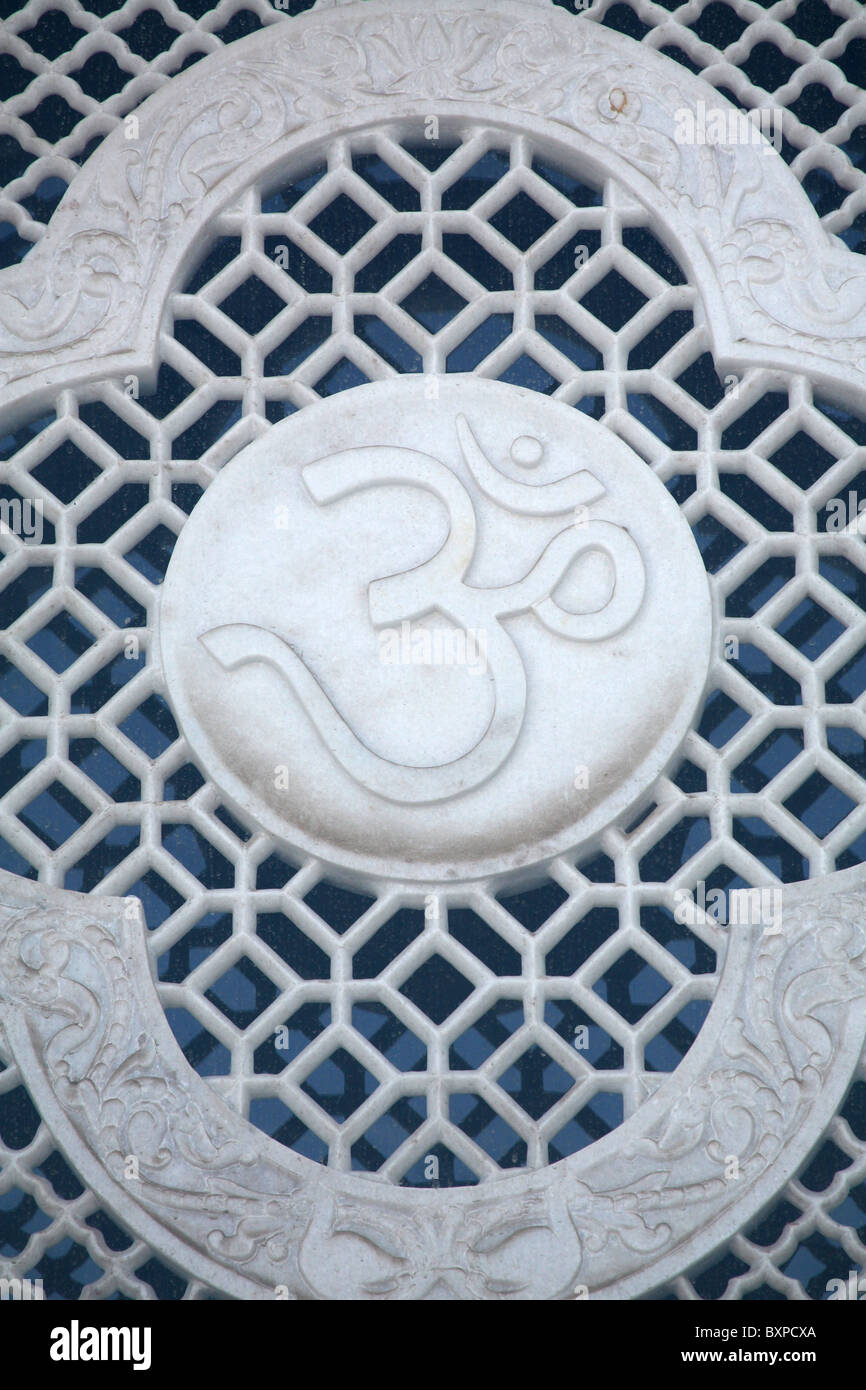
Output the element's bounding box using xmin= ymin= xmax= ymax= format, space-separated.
xmin=2 ymin=0 xmax=866 ymax=1302
xmin=2 ymin=129 xmax=738 ymax=1183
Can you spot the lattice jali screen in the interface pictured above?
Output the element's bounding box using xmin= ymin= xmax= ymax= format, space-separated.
xmin=1 ymin=131 xmax=730 ymax=1179
xmin=2 ymin=0 xmax=866 ymax=271
xmin=1 ymin=0 xmax=866 ymax=1302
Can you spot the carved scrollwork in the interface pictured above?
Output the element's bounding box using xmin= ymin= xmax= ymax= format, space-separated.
xmin=3 ymin=0 xmax=866 ymax=1303
xmin=2 ymin=864 xmax=865 ymax=1298
xmin=2 ymin=0 xmax=866 ymax=408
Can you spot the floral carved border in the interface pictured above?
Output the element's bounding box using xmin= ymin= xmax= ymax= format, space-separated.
xmin=1 ymin=0 xmax=866 ymax=418
xmin=2 ymin=863 xmax=865 ymax=1299
xmin=3 ymin=0 xmax=866 ymax=1302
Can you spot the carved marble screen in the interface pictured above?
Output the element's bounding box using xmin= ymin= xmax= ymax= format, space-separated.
xmin=1 ymin=0 xmax=866 ymax=1301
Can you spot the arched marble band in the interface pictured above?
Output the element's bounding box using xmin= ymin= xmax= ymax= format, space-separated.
xmin=2 ymin=864 xmax=865 ymax=1300
xmin=2 ymin=0 xmax=866 ymax=421
xmin=3 ymin=0 xmax=866 ymax=1303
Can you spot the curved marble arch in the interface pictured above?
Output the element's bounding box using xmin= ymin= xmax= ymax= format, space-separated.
xmin=0 ymin=0 xmax=866 ymax=424
xmin=3 ymin=0 xmax=866 ymax=1302
xmin=1 ymin=864 xmax=865 ymax=1300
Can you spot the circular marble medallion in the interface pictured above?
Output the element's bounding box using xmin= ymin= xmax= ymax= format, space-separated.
xmin=159 ymin=378 xmax=712 ymax=884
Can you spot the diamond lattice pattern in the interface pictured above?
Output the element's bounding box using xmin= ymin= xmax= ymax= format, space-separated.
xmin=3 ymin=128 xmax=866 ymax=1190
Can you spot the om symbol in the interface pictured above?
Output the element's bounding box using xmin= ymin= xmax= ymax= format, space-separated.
xmin=200 ymin=416 xmax=645 ymax=806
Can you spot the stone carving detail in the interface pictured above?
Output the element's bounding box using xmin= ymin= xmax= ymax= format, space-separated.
xmin=3 ymin=0 xmax=866 ymax=1303
xmin=298 ymin=1191 xmax=584 ymax=1300
xmin=158 ymin=377 xmax=711 ymax=883
xmin=0 ymin=70 xmax=286 ymax=371
xmin=201 ymin=410 xmax=644 ymax=807
xmin=0 ymin=877 xmax=312 ymax=1297
xmin=1 ymin=0 xmax=866 ymax=407
xmin=2 ymin=864 xmax=865 ymax=1298
xmin=572 ymin=889 xmax=866 ymax=1294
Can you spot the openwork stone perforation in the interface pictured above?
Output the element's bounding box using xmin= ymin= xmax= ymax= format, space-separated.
xmin=4 ymin=0 xmax=866 ymax=407
xmin=6 ymin=126 xmax=866 ymax=1179
xmin=2 ymin=0 xmax=866 ymax=267
xmin=1 ymin=134 xmax=738 ymax=1182
xmin=1 ymin=863 xmax=865 ymax=1299
xmin=1 ymin=0 xmax=866 ymax=1300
